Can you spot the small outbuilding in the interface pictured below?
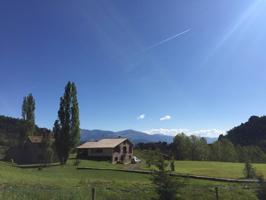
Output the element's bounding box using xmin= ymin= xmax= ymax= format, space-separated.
xmin=6 ymin=136 xmax=53 ymax=164
xmin=77 ymin=138 xmax=133 ymax=164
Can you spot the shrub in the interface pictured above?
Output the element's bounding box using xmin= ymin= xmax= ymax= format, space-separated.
xmin=152 ymin=156 xmax=181 ymax=200
xmin=243 ymin=161 xmax=256 ymax=179
xmin=256 ymin=175 xmax=266 ymax=200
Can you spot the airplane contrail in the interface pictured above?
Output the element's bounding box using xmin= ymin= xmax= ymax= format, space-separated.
xmin=111 ymin=28 xmax=191 ymax=63
xmin=142 ymin=29 xmax=191 ymax=52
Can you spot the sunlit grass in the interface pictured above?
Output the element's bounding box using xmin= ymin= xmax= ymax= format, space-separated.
xmin=172 ymin=161 xmax=266 ymax=179
xmin=0 ymin=159 xmax=262 ymax=199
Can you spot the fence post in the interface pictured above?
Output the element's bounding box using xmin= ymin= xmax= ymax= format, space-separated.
xmin=215 ymin=187 xmax=219 ymax=200
xmin=92 ymin=187 xmax=96 ymax=200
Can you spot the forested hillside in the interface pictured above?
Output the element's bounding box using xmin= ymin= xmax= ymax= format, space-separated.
xmin=225 ymin=116 xmax=266 ymax=151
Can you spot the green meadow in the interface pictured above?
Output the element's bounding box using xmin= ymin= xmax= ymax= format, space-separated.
xmin=172 ymin=161 xmax=266 ymax=179
xmin=0 ymin=158 xmax=264 ymax=199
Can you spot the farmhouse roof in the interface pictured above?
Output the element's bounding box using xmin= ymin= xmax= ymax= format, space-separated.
xmin=28 ymin=136 xmax=43 ymax=143
xmin=77 ymin=138 xmax=128 ymax=149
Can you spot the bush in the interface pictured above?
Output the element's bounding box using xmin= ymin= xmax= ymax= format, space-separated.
xmin=170 ymin=159 xmax=175 ymax=172
xmin=73 ymin=159 xmax=81 ymax=167
xmin=256 ymin=175 xmax=266 ymax=200
xmin=152 ymin=156 xmax=181 ymax=200
xmin=243 ymin=161 xmax=256 ymax=179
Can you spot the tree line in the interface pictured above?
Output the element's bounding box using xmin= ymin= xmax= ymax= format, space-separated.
xmin=137 ymin=133 xmax=266 ymax=163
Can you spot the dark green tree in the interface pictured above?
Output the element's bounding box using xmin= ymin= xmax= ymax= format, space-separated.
xmin=21 ymin=93 xmax=36 ymax=136
xmin=189 ymin=136 xmax=209 ymax=160
xmin=243 ymin=161 xmax=256 ymax=179
xmin=41 ymin=133 xmax=54 ymax=165
xmin=170 ymin=158 xmax=175 ymax=172
xmin=209 ymin=139 xmax=238 ymax=162
xmin=152 ymin=155 xmax=180 ymax=200
xmin=142 ymin=150 xmax=161 ymax=168
xmin=54 ymin=81 xmax=80 ymax=165
xmin=172 ymin=133 xmax=191 ymax=160
xmin=22 ymin=97 xmax=27 ymax=120
xmin=219 ymin=138 xmax=238 ymax=162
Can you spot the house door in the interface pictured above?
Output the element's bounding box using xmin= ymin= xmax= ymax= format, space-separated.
xmin=120 ymin=155 xmax=124 ymax=162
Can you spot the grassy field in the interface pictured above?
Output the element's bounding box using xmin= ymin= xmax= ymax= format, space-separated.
xmin=77 ymin=159 xmax=266 ymax=179
xmin=172 ymin=161 xmax=266 ymax=179
xmin=0 ymin=159 xmax=153 ymax=200
xmin=0 ymin=158 xmax=262 ymax=199
xmin=134 ymin=149 xmax=266 ymax=179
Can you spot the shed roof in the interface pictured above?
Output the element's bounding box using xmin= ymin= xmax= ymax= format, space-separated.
xmin=77 ymin=138 xmax=128 ymax=149
xmin=28 ymin=136 xmax=43 ymax=143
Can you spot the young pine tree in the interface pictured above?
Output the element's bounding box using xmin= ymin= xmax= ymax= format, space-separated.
xmin=243 ymin=161 xmax=256 ymax=179
xmin=152 ymin=155 xmax=181 ymax=200
xmin=170 ymin=158 xmax=175 ymax=172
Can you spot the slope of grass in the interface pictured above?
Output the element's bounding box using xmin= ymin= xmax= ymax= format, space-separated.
xmin=0 ymin=159 xmax=262 ymax=200
xmin=0 ymin=161 xmax=150 ymax=187
xmin=134 ymin=150 xmax=266 ymax=179
xmin=172 ymin=161 xmax=266 ymax=179
xmin=78 ymin=159 xmax=122 ymax=169
xmin=0 ymin=160 xmax=153 ymax=200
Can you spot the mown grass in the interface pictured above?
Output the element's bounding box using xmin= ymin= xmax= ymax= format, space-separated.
xmin=0 ymin=159 xmax=154 ymax=200
xmin=134 ymin=150 xmax=266 ymax=179
xmin=0 ymin=160 xmax=149 ymax=187
xmin=78 ymin=159 xmax=121 ymax=169
xmin=0 ymin=159 xmax=262 ymax=200
xmin=172 ymin=161 xmax=266 ymax=179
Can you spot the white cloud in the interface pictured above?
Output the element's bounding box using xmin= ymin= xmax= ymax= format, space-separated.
xmin=191 ymin=129 xmax=225 ymax=138
xmin=144 ymin=128 xmax=225 ymax=138
xmin=137 ymin=114 xmax=145 ymax=120
xmin=145 ymin=128 xmax=189 ymax=136
xmin=160 ymin=115 xmax=171 ymax=121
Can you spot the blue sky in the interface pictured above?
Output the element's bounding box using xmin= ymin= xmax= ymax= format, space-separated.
xmin=1 ymin=0 xmax=266 ymax=137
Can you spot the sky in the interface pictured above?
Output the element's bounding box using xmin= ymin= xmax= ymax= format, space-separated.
xmin=1 ymin=0 xmax=266 ymax=137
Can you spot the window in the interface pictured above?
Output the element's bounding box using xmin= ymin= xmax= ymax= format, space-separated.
xmin=123 ymin=146 xmax=127 ymax=153
xmin=129 ymin=146 xmax=132 ymax=153
xmin=92 ymin=149 xmax=103 ymax=153
xmin=114 ymin=146 xmax=120 ymax=153
xmin=96 ymin=149 xmax=103 ymax=153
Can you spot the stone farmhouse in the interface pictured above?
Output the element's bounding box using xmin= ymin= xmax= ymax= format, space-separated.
xmin=77 ymin=138 xmax=133 ymax=164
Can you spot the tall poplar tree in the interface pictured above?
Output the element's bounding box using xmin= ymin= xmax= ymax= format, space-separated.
xmin=22 ymin=97 xmax=27 ymax=120
xmin=54 ymin=81 xmax=80 ymax=164
xmin=21 ymin=93 xmax=36 ymax=136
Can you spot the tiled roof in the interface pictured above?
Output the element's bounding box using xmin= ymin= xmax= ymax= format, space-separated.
xmin=77 ymin=138 xmax=128 ymax=149
xmin=28 ymin=136 xmax=43 ymax=143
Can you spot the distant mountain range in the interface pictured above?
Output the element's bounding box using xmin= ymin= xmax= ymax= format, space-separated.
xmin=80 ymin=129 xmax=217 ymax=144
xmin=0 ymin=115 xmax=217 ymax=148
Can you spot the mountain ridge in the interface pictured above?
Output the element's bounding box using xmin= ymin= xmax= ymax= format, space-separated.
xmin=80 ymin=129 xmax=174 ymax=144
xmin=80 ymin=129 xmax=217 ymax=144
